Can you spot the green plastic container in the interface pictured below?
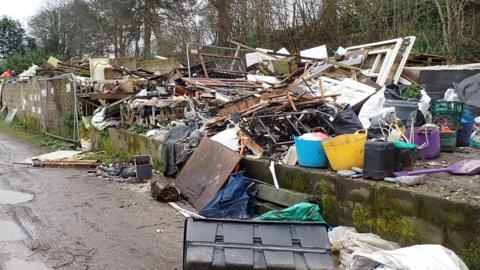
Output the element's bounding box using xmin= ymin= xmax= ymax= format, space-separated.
xmin=440 ymin=130 xmax=457 ymax=152
xmin=431 ymin=101 xmax=464 ymax=128
xmin=394 ymin=141 xmax=418 ymax=171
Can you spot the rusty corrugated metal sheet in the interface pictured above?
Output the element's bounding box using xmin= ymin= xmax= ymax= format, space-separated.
xmin=175 ymin=137 xmax=241 ymax=210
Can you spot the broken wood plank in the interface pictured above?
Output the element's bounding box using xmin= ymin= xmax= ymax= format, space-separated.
xmin=89 ymin=93 xmax=133 ymax=100
xmin=219 ymin=96 xmax=261 ymax=117
xmin=254 ymin=182 xmax=319 ymax=207
xmin=32 ymin=159 xmax=98 ymax=167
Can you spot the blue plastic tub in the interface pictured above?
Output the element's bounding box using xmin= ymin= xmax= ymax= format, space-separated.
xmin=294 ymin=136 xmax=328 ymax=168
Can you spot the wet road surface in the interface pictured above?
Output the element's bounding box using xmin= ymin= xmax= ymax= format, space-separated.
xmin=0 ymin=130 xmax=184 ymax=269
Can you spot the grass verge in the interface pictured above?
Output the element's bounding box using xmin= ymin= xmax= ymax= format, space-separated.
xmin=0 ymin=118 xmax=71 ymax=150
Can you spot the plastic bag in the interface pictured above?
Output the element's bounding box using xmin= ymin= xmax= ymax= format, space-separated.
xmin=384 ymin=84 xmax=403 ymax=100
xmin=199 ymin=171 xmax=257 ymax=219
xmin=332 ymin=105 xmax=364 ymax=135
xmin=358 ymin=88 xmax=395 ymax=129
xmin=461 ymin=109 xmax=474 ymax=124
xmin=454 ymin=73 xmax=480 ymax=110
xmin=444 ymin=88 xmax=460 ymax=101
xmin=256 ymin=202 xmax=325 ymax=222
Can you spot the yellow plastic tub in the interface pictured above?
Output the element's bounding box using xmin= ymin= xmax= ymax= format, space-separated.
xmin=323 ymin=130 xmax=368 ymax=171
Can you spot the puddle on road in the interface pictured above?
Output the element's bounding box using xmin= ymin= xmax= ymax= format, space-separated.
xmin=0 ymin=220 xmax=25 ymax=241
xmin=5 ymin=258 xmax=49 ymax=270
xmin=0 ymin=190 xmax=33 ymax=204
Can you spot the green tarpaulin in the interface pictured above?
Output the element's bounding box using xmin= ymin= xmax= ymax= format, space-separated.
xmin=256 ymin=202 xmax=325 ymax=222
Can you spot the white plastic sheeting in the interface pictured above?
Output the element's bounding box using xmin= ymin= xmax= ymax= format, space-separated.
xmin=329 ymin=226 xmax=400 ymax=270
xmin=358 ymin=87 xmax=431 ymax=129
xmin=358 ymin=88 xmax=388 ymax=128
xmin=91 ymin=107 xmax=121 ymax=130
xmin=349 ymin=244 xmax=468 ymax=270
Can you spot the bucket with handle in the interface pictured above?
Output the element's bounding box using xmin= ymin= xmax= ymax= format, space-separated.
xmin=323 ymin=129 xmax=368 ymax=171
xmin=406 ymin=126 xmax=440 ymax=160
xmin=294 ymin=134 xmax=328 ymax=168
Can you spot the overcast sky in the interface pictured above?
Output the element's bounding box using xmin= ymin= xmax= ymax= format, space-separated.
xmin=0 ymin=0 xmax=44 ymax=30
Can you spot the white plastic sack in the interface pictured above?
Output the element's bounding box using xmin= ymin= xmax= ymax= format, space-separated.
xmin=358 ymin=88 xmax=393 ymax=129
xmin=91 ymin=107 xmax=120 ymax=130
xmin=349 ymin=244 xmax=468 ymax=270
xmin=91 ymin=107 xmax=106 ymax=125
xmin=329 ymin=226 xmax=400 ymax=270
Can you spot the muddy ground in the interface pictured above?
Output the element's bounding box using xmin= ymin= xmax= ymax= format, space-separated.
xmin=0 ymin=130 xmax=184 ymax=270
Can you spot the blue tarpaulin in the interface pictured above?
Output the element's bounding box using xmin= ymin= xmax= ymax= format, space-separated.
xmin=199 ymin=170 xmax=257 ymax=219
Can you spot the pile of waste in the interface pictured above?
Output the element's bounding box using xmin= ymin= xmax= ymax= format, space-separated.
xmin=7 ymin=36 xmax=480 ymax=270
xmin=7 ymin=35 xmax=480 ymax=184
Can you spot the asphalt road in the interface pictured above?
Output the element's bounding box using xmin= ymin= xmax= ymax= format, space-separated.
xmin=0 ymin=130 xmax=184 ymax=270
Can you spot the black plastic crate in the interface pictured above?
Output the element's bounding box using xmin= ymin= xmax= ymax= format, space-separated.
xmin=183 ymin=218 xmax=333 ymax=270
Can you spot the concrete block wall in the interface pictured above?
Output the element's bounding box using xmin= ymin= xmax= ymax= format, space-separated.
xmin=1 ymin=76 xmax=75 ymax=138
xmin=1 ymin=77 xmax=45 ymax=130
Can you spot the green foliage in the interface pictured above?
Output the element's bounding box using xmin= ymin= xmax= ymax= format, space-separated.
xmin=401 ymin=85 xmax=422 ymax=100
xmin=0 ymin=17 xmax=25 ymax=58
xmin=0 ymin=49 xmax=48 ymax=73
xmin=127 ymin=124 xmax=147 ymax=133
xmin=62 ymin=112 xmax=75 ymax=128
xmin=0 ymin=118 xmax=69 ymax=150
xmin=254 ymin=0 xmax=480 ymax=63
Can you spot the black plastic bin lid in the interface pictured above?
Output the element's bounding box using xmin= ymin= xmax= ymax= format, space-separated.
xmin=183 ymin=218 xmax=333 ymax=270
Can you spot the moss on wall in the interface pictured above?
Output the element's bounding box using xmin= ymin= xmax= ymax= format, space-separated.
xmin=461 ymin=242 xmax=480 ymax=269
xmin=351 ymin=195 xmax=425 ymax=246
xmin=22 ymin=115 xmax=42 ymax=132
xmin=240 ymin=158 xmax=480 ymax=269
xmin=313 ymin=181 xmax=336 ymax=223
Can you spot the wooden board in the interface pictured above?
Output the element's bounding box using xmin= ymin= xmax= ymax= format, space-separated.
xmin=254 ymin=182 xmax=318 ymax=207
xmin=89 ymin=93 xmax=133 ymax=100
xmin=174 ymin=137 xmax=241 ymax=210
xmin=219 ymin=96 xmax=261 ymax=117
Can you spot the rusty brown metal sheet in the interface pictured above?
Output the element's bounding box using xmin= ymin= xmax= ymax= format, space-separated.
xmin=175 ymin=137 xmax=241 ymax=210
